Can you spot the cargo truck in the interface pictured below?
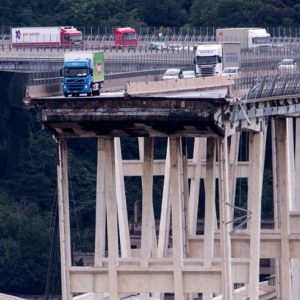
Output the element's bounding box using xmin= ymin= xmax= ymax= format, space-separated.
xmin=114 ymin=27 xmax=138 ymax=48
xmin=61 ymin=51 xmax=104 ymax=97
xmin=194 ymin=42 xmax=241 ymax=77
xmin=11 ymin=26 xmax=83 ymax=48
xmin=216 ymin=28 xmax=271 ymax=49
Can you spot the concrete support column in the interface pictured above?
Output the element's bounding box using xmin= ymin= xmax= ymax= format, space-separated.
xmin=275 ymin=118 xmax=292 ymax=299
xmin=218 ymin=137 xmax=233 ymax=300
xmin=141 ymin=137 xmax=155 ymax=265
xmin=289 ymin=118 xmax=300 ymax=300
xmin=57 ymin=139 xmax=72 ymax=300
xmin=180 ymin=138 xmax=189 ymax=256
xmin=169 ymin=137 xmax=184 ymax=300
xmin=248 ymin=130 xmax=265 ymax=299
xmin=271 ymin=119 xmax=281 ymax=299
xmin=115 ymin=138 xmax=131 ymax=258
xmin=103 ymin=137 xmax=119 ymax=300
xmin=94 ymin=138 xmax=107 ymax=300
xmin=140 ymin=137 xmax=158 ymax=258
xmin=95 ymin=138 xmax=107 ymax=267
xmin=202 ymin=137 xmax=216 ymax=300
xmin=189 ymin=137 xmax=206 ymax=235
xmin=228 ymin=132 xmax=240 ymax=223
xmin=291 ymin=119 xmax=300 ymax=299
xmin=295 ymin=119 xmax=300 ymax=202
xmin=157 ymin=139 xmax=171 ymax=257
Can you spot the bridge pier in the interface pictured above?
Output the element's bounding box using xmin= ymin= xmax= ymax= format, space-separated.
xmin=29 ymin=92 xmax=300 ymax=300
xmin=292 ymin=119 xmax=300 ymax=300
xmin=275 ymin=119 xmax=292 ymax=299
xmin=248 ymin=129 xmax=266 ymax=300
xmin=57 ymin=139 xmax=72 ymax=300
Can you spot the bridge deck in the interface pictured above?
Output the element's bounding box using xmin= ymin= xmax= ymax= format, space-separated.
xmin=26 ymin=94 xmax=227 ymax=138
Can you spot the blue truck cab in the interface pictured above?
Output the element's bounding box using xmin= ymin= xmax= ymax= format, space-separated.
xmin=61 ymin=51 xmax=104 ymax=97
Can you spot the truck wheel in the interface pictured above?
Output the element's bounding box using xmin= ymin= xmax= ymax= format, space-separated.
xmin=64 ymin=93 xmax=69 ymax=97
xmin=87 ymin=93 xmax=91 ymax=96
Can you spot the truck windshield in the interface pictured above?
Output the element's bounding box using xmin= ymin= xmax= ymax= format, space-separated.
xmin=122 ymin=32 xmax=137 ymax=41
xmin=63 ymin=67 xmax=88 ymax=77
xmin=196 ymin=56 xmax=219 ymax=65
xmin=70 ymin=35 xmax=82 ymax=42
xmin=252 ymin=36 xmax=271 ymax=44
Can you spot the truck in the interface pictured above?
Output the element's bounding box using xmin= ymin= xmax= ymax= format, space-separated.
xmin=216 ymin=28 xmax=271 ymax=49
xmin=61 ymin=51 xmax=104 ymax=97
xmin=11 ymin=26 xmax=83 ymax=48
xmin=114 ymin=27 xmax=138 ymax=48
xmin=194 ymin=43 xmax=241 ymax=77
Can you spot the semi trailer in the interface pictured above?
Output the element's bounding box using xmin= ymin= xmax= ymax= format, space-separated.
xmin=216 ymin=28 xmax=271 ymax=49
xmin=11 ymin=26 xmax=83 ymax=48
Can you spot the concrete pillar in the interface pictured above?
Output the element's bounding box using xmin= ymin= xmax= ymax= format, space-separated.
xmin=140 ymin=137 xmax=158 ymax=258
xmin=157 ymin=139 xmax=171 ymax=258
xmin=289 ymin=118 xmax=300 ymax=300
xmin=141 ymin=137 xmax=155 ymax=265
xmin=189 ymin=138 xmax=206 ymax=235
xmin=169 ymin=137 xmax=184 ymax=300
xmin=248 ymin=130 xmax=265 ymax=300
xmin=271 ymin=119 xmax=281 ymax=299
xmin=94 ymin=138 xmax=107 ymax=300
xmin=103 ymin=137 xmax=119 ymax=299
xmin=181 ymin=138 xmax=189 ymax=256
xmin=228 ymin=132 xmax=240 ymax=223
xmin=275 ymin=118 xmax=292 ymax=299
xmin=202 ymin=137 xmax=217 ymax=300
xmin=218 ymin=137 xmax=233 ymax=300
xmin=95 ymin=138 xmax=106 ymax=267
xmin=57 ymin=139 xmax=72 ymax=300
xmin=115 ymin=138 xmax=131 ymax=258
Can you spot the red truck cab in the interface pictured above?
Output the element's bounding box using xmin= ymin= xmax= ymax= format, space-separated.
xmin=114 ymin=27 xmax=138 ymax=48
xmin=60 ymin=26 xmax=83 ymax=48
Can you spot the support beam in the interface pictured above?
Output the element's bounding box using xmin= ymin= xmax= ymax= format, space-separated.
xmin=140 ymin=137 xmax=158 ymax=258
xmin=271 ymin=119 xmax=281 ymax=299
xmin=115 ymin=138 xmax=131 ymax=258
xmin=276 ymin=118 xmax=292 ymax=299
xmin=218 ymin=137 xmax=233 ymax=300
xmin=169 ymin=137 xmax=184 ymax=300
xmin=103 ymin=138 xmax=119 ymax=299
xmin=57 ymin=139 xmax=72 ymax=300
xmin=287 ymin=118 xmax=300 ymax=300
xmin=141 ymin=137 xmax=155 ymax=265
xmin=189 ymin=138 xmax=206 ymax=235
xmin=203 ymin=137 xmax=217 ymax=300
xmin=228 ymin=132 xmax=240 ymax=224
xmin=95 ymin=138 xmax=106 ymax=267
xmin=292 ymin=118 xmax=300 ymax=299
xmin=157 ymin=139 xmax=171 ymax=258
xmin=248 ymin=130 xmax=265 ymax=299
xmin=94 ymin=138 xmax=107 ymax=300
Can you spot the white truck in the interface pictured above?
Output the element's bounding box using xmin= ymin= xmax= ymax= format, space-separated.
xmin=11 ymin=26 xmax=83 ymax=48
xmin=194 ymin=42 xmax=241 ymax=77
xmin=216 ymin=28 xmax=271 ymax=49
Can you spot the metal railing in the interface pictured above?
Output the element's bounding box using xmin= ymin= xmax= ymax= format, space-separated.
xmin=242 ymin=73 xmax=300 ymax=100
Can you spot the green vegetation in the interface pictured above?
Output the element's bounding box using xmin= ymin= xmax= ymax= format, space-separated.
xmin=0 ymin=0 xmax=300 ymax=29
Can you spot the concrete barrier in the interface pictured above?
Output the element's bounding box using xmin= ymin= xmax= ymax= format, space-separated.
xmin=25 ymin=74 xmax=161 ymax=99
xmin=25 ymin=83 xmax=62 ymax=99
xmin=125 ymin=75 xmax=235 ymax=96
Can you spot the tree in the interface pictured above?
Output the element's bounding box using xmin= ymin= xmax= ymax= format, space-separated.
xmin=141 ymin=0 xmax=187 ymax=27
